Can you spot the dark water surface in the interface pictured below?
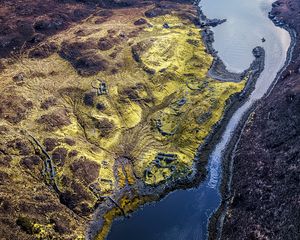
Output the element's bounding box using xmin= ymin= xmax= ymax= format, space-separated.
xmin=107 ymin=186 xmax=220 ymax=240
xmin=107 ymin=1 xmax=290 ymax=239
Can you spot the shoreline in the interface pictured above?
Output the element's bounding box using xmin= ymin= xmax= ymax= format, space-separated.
xmin=87 ymin=1 xmax=266 ymax=239
xmin=207 ymin=8 xmax=298 ymax=240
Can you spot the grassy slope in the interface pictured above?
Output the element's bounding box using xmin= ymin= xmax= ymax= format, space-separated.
xmin=0 ymin=3 xmax=245 ymax=239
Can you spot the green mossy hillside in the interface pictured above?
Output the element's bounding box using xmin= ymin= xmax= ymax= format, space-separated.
xmin=0 ymin=5 xmax=245 ymax=240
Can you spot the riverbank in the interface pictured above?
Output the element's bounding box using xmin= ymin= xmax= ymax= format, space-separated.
xmin=209 ymin=1 xmax=300 ymax=239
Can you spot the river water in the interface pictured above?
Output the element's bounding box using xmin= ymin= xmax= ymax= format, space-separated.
xmin=106 ymin=1 xmax=291 ymax=239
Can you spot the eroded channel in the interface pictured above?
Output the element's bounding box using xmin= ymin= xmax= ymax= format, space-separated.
xmin=106 ymin=0 xmax=291 ymax=239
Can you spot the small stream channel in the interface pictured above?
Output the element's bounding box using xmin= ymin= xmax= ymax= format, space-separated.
xmin=106 ymin=1 xmax=291 ymax=239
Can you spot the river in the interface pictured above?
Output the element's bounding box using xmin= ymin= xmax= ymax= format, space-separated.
xmin=106 ymin=0 xmax=291 ymax=239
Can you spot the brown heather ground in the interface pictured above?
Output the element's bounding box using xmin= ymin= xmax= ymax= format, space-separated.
xmin=0 ymin=0 xmax=196 ymax=59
